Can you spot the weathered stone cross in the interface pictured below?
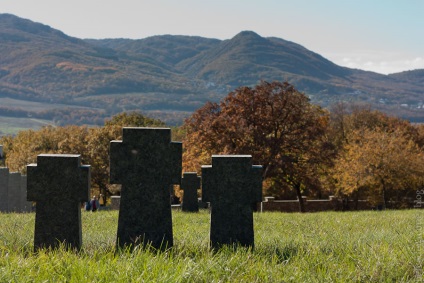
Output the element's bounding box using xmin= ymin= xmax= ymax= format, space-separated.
xmin=202 ymin=155 xmax=262 ymax=249
xmin=27 ymin=154 xmax=90 ymax=250
xmin=110 ymin=127 xmax=182 ymax=250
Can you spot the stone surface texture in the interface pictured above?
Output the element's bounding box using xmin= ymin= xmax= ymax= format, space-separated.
xmin=181 ymin=172 xmax=201 ymax=212
xmin=202 ymin=155 xmax=262 ymax=249
xmin=8 ymin=172 xmax=22 ymax=212
xmin=20 ymin=175 xmax=31 ymax=212
xmin=27 ymin=154 xmax=90 ymax=250
xmin=0 ymin=167 xmax=9 ymax=212
xmin=110 ymin=127 xmax=182 ymax=250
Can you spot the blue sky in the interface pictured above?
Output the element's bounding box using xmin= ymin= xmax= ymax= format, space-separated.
xmin=2 ymin=0 xmax=423 ymax=74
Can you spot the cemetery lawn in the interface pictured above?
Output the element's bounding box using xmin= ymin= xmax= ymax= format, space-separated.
xmin=0 ymin=209 xmax=422 ymax=282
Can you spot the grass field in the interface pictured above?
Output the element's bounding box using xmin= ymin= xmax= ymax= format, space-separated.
xmin=0 ymin=209 xmax=422 ymax=282
xmin=0 ymin=116 xmax=56 ymax=136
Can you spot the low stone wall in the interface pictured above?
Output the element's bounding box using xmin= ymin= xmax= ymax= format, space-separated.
xmin=258 ymin=196 xmax=417 ymax=212
xmin=107 ymin=195 xmax=419 ymax=212
xmin=110 ymin=196 xmax=121 ymax=210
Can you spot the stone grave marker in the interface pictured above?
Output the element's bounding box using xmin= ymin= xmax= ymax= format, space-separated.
xmin=8 ymin=172 xmax=22 ymax=212
xmin=27 ymin=154 xmax=90 ymax=250
xmin=20 ymin=175 xmax=31 ymax=212
xmin=110 ymin=127 xmax=182 ymax=250
xmin=0 ymin=167 xmax=9 ymax=212
xmin=181 ymin=172 xmax=201 ymax=212
xmin=202 ymin=155 xmax=262 ymax=249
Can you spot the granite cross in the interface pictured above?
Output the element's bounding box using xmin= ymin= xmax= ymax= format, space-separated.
xmin=27 ymin=154 xmax=90 ymax=251
xmin=8 ymin=172 xmax=22 ymax=212
xmin=0 ymin=167 xmax=9 ymax=212
xmin=181 ymin=172 xmax=201 ymax=212
xmin=110 ymin=127 xmax=182 ymax=250
xmin=202 ymin=155 xmax=262 ymax=249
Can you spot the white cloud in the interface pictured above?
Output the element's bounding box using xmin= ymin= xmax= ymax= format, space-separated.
xmin=324 ymin=51 xmax=424 ymax=74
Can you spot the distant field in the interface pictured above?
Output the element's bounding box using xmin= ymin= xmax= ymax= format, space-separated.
xmin=0 ymin=97 xmax=97 ymax=112
xmin=0 ymin=116 xmax=56 ymax=136
xmin=0 ymin=96 xmax=193 ymax=126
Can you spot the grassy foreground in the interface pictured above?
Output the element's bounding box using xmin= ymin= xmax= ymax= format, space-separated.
xmin=0 ymin=209 xmax=422 ymax=282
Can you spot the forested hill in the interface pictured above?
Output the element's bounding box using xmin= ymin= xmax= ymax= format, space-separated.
xmin=1 ymin=13 xmax=424 ymax=125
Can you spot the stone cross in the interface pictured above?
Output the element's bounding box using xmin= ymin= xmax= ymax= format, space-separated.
xmin=20 ymin=175 xmax=31 ymax=212
xmin=202 ymin=155 xmax=262 ymax=249
xmin=27 ymin=154 xmax=90 ymax=250
xmin=181 ymin=172 xmax=201 ymax=212
xmin=110 ymin=127 xmax=182 ymax=250
xmin=0 ymin=167 xmax=9 ymax=212
xmin=8 ymin=172 xmax=22 ymax=212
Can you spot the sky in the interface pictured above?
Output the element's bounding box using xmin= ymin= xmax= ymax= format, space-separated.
xmin=2 ymin=0 xmax=424 ymax=75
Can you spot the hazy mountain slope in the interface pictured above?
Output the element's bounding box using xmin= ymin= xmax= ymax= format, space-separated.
xmin=0 ymin=14 xmax=423 ymax=124
xmin=389 ymin=69 xmax=424 ymax=88
xmin=87 ymin=35 xmax=221 ymax=67
xmin=0 ymin=14 xmax=193 ymax=101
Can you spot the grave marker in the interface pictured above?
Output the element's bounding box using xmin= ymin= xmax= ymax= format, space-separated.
xmin=0 ymin=167 xmax=9 ymax=212
xmin=110 ymin=127 xmax=182 ymax=250
xmin=27 ymin=154 xmax=90 ymax=250
xmin=181 ymin=172 xmax=201 ymax=212
xmin=20 ymin=175 xmax=31 ymax=212
xmin=8 ymin=172 xmax=22 ymax=212
xmin=202 ymin=155 xmax=262 ymax=249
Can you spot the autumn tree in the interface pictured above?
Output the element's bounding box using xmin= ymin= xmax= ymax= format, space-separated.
xmin=104 ymin=111 xmax=166 ymax=128
xmin=1 ymin=111 xmax=166 ymax=203
xmin=3 ymin=126 xmax=69 ymax=173
xmin=183 ymin=81 xmax=334 ymax=211
xmin=329 ymin=102 xmax=422 ymax=148
xmin=329 ymin=103 xmax=424 ymax=206
xmin=87 ymin=111 xmax=166 ymax=199
xmin=333 ymin=127 xmax=424 ymax=208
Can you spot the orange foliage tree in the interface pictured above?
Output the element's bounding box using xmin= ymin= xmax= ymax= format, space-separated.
xmin=183 ymin=81 xmax=335 ymax=211
xmin=0 ymin=111 xmax=165 ymax=202
xmin=329 ymin=104 xmax=424 ymax=207
xmin=333 ymin=127 xmax=424 ymax=207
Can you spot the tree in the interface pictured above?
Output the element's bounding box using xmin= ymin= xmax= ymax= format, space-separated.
xmin=104 ymin=111 xmax=165 ymax=128
xmin=1 ymin=111 xmax=167 ymax=204
xmin=329 ymin=103 xmax=422 ymax=148
xmin=328 ymin=104 xmax=424 ymax=207
xmin=333 ymin=127 xmax=424 ymax=208
xmin=183 ymin=81 xmax=334 ymax=211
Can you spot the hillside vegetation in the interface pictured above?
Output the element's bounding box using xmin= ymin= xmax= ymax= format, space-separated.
xmin=0 ymin=13 xmax=423 ymax=128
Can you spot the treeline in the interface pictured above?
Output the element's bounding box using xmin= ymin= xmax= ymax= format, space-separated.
xmin=0 ymin=112 xmax=166 ymax=200
xmin=182 ymin=81 xmax=424 ymax=211
xmin=1 ymin=81 xmax=423 ymax=212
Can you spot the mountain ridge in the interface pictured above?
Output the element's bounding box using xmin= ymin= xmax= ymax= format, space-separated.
xmin=0 ymin=13 xmax=423 ymax=126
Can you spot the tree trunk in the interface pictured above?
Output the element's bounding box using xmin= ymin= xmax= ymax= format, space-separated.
xmin=381 ymin=178 xmax=387 ymax=210
xmin=295 ymin=183 xmax=306 ymax=213
xmin=382 ymin=186 xmax=387 ymax=210
xmin=354 ymin=190 xmax=359 ymax=210
xmin=100 ymin=186 xmax=108 ymax=206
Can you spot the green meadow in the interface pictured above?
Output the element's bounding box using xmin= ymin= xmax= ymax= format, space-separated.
xmin=0 ymin=116 xmax=55 ymax=136
xmin=0 ymin=209 xmax=422 ymax=282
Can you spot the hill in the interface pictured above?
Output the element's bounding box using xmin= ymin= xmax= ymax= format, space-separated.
xmin=0 ymin=13 xmax=423 ymax=128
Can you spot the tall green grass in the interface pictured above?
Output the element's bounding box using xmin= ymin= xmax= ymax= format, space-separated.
xmin=0 ymin=210 xmax=422 ymax=282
